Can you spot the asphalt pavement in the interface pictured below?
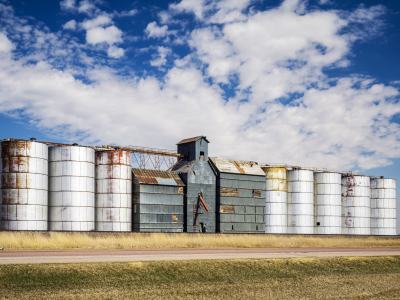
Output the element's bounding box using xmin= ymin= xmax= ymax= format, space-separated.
xmin=0 ymin=247 xmax=399 ymax=264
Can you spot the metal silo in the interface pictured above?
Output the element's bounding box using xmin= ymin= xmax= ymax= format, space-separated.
xmin=0 ymin=139 xmax=48 ymax=231
xmin=314 ymin=172 xmax=341 ymax=234
xmin=210 ymin=157 xmax=265 ymax=233
xmin=262 ymin=166 xmax=287 ymax=234
xmin=49 ymin=145 xmax=95 ymax=231
xmin=95 ymin=149 xmax=132 ymax=232
xmin=287 ymin=168 xmax=314 ymax=234
xmin=341 ymin=174 xmax=370 ymax=235
xmin=370 ymin=177 xmax=396 ymax=235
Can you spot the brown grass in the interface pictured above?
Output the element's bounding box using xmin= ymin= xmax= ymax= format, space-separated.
xmin=0 ymin=232 xmax=399 ymax=250
xmin=0 ymin=257 xmax=400 ymax=299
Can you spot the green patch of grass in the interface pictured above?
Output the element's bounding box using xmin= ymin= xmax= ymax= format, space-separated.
xmin=1 ymin=257 xmax=400 ymax=299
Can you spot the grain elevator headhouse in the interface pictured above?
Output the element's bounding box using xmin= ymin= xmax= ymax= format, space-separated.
xmin=172 ymin=136 xmax=216 ymax=233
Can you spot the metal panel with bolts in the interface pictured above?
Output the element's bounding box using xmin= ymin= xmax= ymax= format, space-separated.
xmin=49 ymin=145 xmax=95 ymax=231
xmin=95 ymin=149 xmax=132 ymax=232
xmin=0 ymin=139 xmax=48 ymax=231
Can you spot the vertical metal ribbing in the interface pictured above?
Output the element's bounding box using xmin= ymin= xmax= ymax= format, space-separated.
xmin=342 ymin=175 xmax=370 ymax=235
xmin=0 ymin=140 xmax=48 ymax=231
xmin=49 ymin=146 xmax=95 ymax=231
xmin=370 ymin=177 xmax=396 ymax=235
xmin=288 ymin=169 xmax=314 ymax=234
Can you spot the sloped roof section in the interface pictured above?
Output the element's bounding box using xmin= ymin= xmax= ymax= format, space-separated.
xmin=132 ymin=169 xmax=184 ymax=186
xmin=210 ymin=157 xmax=265 ymax=176
xmin=171 ymin=160 xmax=195 ymax=174
xmin=177 ymin=136 xmax=209 ymax=145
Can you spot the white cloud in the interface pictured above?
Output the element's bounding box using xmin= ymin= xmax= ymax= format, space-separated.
xmin=150 ymin=46 xmax=171 ymax=67
xmin=208 ymin=0 xmax=251 ymax=24
xmin=78 ymin=0 xmax=97 ymax=15
xmin=170 ymin=0 xmax=251 ymax=23
xmin=170 ymin=0 xmax=206 ymax=19
xmin=63 ymin=20 xmax=77 ymax=30
xmin=82 ymin=15 xmax=111 ymax=30
xmin=145 ymin=21 xmax=168 ymax=38
xmin=81 ymin=15 xmax=124 ymax=58
xmin=0 ymin=0 xmax=399 ymax=172
xmin=60 ymin=0 xmax=76 ymax=11
xmin=86 ymin=25 xmax=122 ymax=45
xmin=113 ymin=9 xmax=138 ymax=18
xmin=107 ymin=46 xmax=124 ymax=58
xmin=188 ymin=1 xmax=351 ymax=105
xmin=0 ymin=51 xmax=398 ymax=171
xmin=0 ymin=32 xmax=13 ymax=53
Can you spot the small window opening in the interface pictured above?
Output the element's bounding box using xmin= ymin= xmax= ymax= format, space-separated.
xmin=200 ymin=151 xmax=205 ymax=160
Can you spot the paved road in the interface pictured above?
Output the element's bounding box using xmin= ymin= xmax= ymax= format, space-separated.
xmin=0 ymin=247 xmax=399 ymax=264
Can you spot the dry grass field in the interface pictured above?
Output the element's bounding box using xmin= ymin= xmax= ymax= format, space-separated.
xmin=0 ymin=232 xmax=399 ymax=250
xmin=0 ymin=256 xmax=399 ymax=299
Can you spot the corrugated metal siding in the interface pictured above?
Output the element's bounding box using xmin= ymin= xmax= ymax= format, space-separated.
xmin=133 ymin=169 xmax=184 ymax=186
xmin=173 ymin=159 xmax=216 ymax=233
xmin=210 ymin=157 xmax=265 ymax=176
xmin=211 ymin=158 xmax=265 ymax=233
xmin=132 ymin=169 xmax=184 ymax=232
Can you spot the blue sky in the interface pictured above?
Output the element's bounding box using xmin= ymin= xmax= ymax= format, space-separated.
xmin=0 ymin=0 xmax=399 ymax=191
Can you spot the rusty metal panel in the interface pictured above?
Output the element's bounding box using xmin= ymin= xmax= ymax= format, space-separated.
xmin=95 ymin=150 xmax=132 ymax=232
xmin=132 ymin=176 xmax=184 ymax=232
xmin=210 ymin=157 xmax=265 ymax=176
xmin=173 ymin=157 xmax=216 ymax=233
xmin=252 ymin=189 xmax=262 ymax=198
xmin=0 ymin=140 xmax=48 ymax=231
xmin=132 ymin=168 xmax=184 ymax=186
xmin=263 ymin=166 xmax=288 ymax=234
xmin=341 ymin=174 xmax=370 ymax=235
xmin=48 ymin=145 xmax=95 ymax=231
xmin=211 ymin=157 xmax=265 ymax=234
xmin=220 ymin=187 xmax=239 ymax=197
xmin=219 ymin=205 xmax=235 ymax=214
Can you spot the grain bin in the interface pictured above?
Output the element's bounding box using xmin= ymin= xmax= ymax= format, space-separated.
xmin=0 ymin=139 xmax=48 ymax=231
xmin=49 ymin=145 xmax=95 ymax=231
xmin=287 ymin=168 xmax=314 ymax=234
xmin=210 ymin=157 xmax=265 ymax=233
xmin=370 ymin=177 xmax=396 ymax=235
xmin=341 ymin=174 xmax=370 ymax=235
xmin=172 ymin=136 xmax=216 ymax=232
xmin=132 ymin=169 xmax=184 ymax=232
xmin=262 ymin=166 xmax=288 ymax=234
xmin=95 ymin=149 xmax=132 ymax=232
xmin=314 ymin=172 xmax=341 ymax=234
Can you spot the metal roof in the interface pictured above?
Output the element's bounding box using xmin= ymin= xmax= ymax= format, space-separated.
xmin=210 ymin=157 xmax=265 ymax=176
xmin=177 ymin=136 xmax=209 ymax=145
xmin=132 ymin=168 xmax=184 ymax=186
